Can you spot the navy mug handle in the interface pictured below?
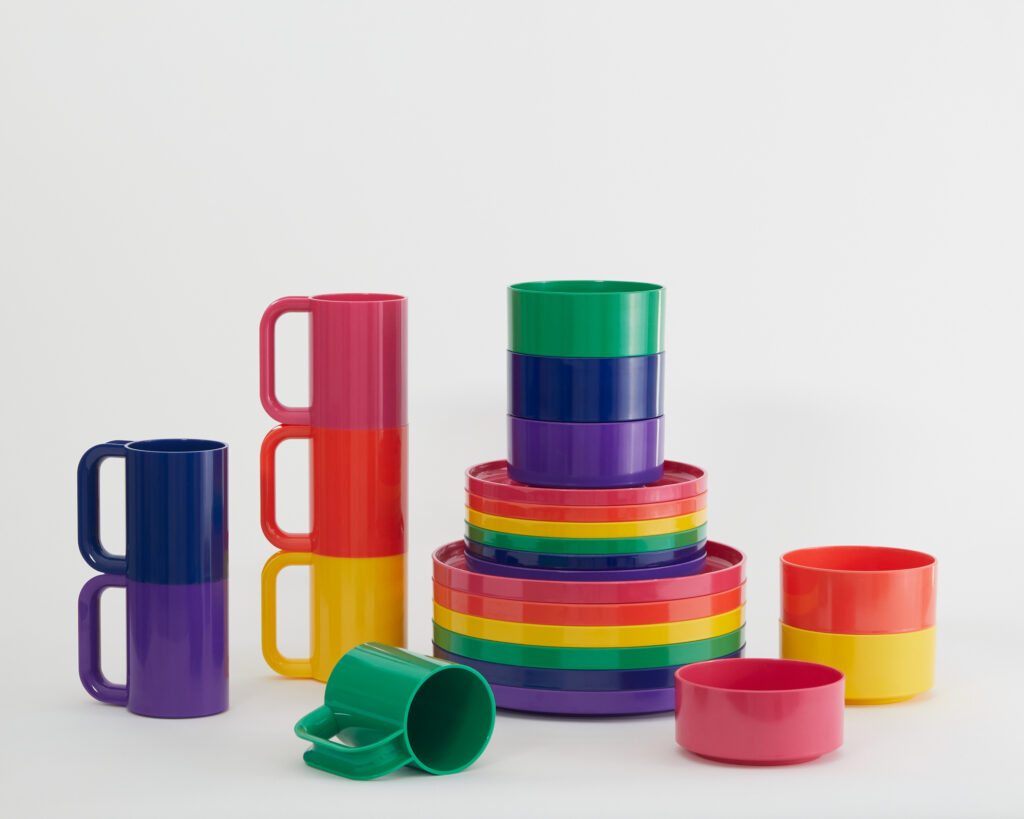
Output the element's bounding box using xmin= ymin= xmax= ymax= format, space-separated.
xmin=77 ymin=441 xmax=131 ymax=574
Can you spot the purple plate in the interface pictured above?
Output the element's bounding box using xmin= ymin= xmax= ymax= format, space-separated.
xmin=464 ymin=547 xmax=706 ymax=582
xmin=507 ymin=415 xmax=664 ymax=488
xmin=491 ymin=683 xmax=675 ymax=715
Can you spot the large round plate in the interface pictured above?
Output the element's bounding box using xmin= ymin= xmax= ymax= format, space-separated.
xmin=466 ymin=460 xmax=706 ymax=505
xmin=465 ymin=506 xmax=707 ymax=538
xmin=464 ymin=548 xmax=706 ymax=581
xmin=464 ymin=539 xmax=705 ymax=571
xmin=432 ymin=540 xmax=745 ymax=604
xmin=465 ymin=490 xmax=707 ymax=523
xmin=491 ymin=684 xmax=674 ymax=715
xmin=465 ymin=522 xmax=708 ymax=555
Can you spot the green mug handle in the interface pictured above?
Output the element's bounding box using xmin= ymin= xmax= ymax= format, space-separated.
xmin=295 ymin=706 xmax=412 ymax=780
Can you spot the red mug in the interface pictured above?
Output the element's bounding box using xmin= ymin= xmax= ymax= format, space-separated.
xmin=261 ymin=425 xmax=406 ymax=558
xmin=259 ymin=294 xmax=407 ymax=430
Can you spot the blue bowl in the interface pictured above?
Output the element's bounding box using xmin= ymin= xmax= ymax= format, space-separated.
xmin=465 ymin=538 xmax=707 ymax=571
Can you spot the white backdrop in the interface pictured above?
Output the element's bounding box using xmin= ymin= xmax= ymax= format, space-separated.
xmin=2 ymin=2 xmax=1023 ymax=817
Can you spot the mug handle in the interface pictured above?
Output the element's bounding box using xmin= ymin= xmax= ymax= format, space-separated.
xmin=261 ymin=551 xmax=314 ymax=677
xmin=78 ymin=573 xmax=129 ymax=705
xmin=260 ymin=425 xmax=314 ymax=552
xmin=295 ymin=706 xmax=411 ymax=780
xmin=259 ymin=296 xmax=313 ymax=424
xmin=77 ymin=441 xmax=131 ymax=574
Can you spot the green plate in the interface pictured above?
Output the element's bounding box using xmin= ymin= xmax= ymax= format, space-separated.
xmin=433 ymin=623 xmax=745 ymax=670
xmin=464 ymin=522 xmax=707 ymax=555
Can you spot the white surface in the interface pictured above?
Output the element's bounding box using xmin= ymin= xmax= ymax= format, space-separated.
xmin=2 ymin=2 xmax=1023 ymax=817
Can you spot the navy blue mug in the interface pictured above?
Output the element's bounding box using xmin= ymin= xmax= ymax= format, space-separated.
xmin=507 ymin=351 xmax=664 ymax=423
xmin=77 ymin=438 xmax=228 ymax=583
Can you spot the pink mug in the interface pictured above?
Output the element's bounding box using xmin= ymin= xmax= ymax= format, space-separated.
xmin=259 ymin=293 xmax=407 ymax=430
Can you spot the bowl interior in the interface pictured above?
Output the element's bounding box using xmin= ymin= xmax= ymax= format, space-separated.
xmin=783 ymin=546 xmax=934 ymax=573
xmin=677 ymin=658 xmax=842 ymax=692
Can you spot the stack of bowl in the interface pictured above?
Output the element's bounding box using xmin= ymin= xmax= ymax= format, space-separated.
xmin=779 ymin=546 xmax=937 ymax=704
xmin=432 ymin=280 xmax=745 ymax=715
xmin=506 ymin=280 xmax=665 ymax=489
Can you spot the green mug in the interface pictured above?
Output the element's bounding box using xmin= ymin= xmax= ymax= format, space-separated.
xmin=295 ymin=643 xmax=496 ymax=780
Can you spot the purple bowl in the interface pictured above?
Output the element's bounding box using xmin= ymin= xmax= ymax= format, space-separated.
xmin=491 ymin=683 xmax=675 ymax=715
xmin=463 ymin=548 xmax=706 ymax=581
xmin=507 ymin=415 xmax=664 ymax=488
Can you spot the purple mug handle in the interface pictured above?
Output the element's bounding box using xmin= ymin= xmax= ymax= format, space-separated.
xmin=78 ymin=574 xmax=128 ymax=706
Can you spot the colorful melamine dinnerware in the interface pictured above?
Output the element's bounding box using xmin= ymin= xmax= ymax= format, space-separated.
xmin=465 ymin=506 xmax=706 ymax=539
xmin=464 ymin=539 xmax=706 ymax=572
xmin=433 ymin=646 xmax=744 ymax=691
xmin=466 ymin=460 xmax=706 ymax=506
xmin=781 ymin=546 xmax=936 ymax=635
xmin=675 ymin=658 xmax=845 ymax=765
xmin=507 ymin=351 xmax=664 ymax=423
xmin=465 ymin=490 xmax=707 ymax=523
xmin=490 ymin=683 xmax=676 ymax=715
xmin=779 ymin=622 xmax=935 ymax=704
xmin=432 ymin=582 xmax=745 ymax=627
xmin=465 ymin=522 xmax=708 ymax=555
xmin=464 ymin=548 xmax=706 ymax=581
xmin=433 ymin=602 xmax=744 ymax=648
xmin=508 ymin=280 xmax=664 ymax=359
xmin=432 ymin=541 xmax=744 ymax=604
xmin=507 ymin=415 xmax=664 ymax=488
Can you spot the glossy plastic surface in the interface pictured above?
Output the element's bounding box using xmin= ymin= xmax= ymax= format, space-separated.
xmin=260 ymin=293 xmax=407 ymax=429
xmin=78 ymin=575 xmax=228 ymax=717
xmin=435 ymin=602 xmax=742 ymax=648
xmin=433 ymin=581 xmax=745 ymax=626
xmin=781 ymin=546 xmax=937 ymax=634
xmin=466 ymin=506 xmax=706 ymax=539
xmin=508 ymin=281 xmax=664 ymax=358
xmin=675 ymin=658 xmax=844 ymax=765
xmin=465 ymin=548 xmax=706 ymax=581
xmin=433 ymin=623 xmax=746 ymax=670
xmin=260 ymin=424 xmax=407 ymax=557
xmin=433 ymin=541 xmax=745 ymax=604
xmin=467 ymin=459 xmax=706 ymax=505
xmin=507 ymin=415 xmax=664 ymax=488
xmin=780 ymin=622 xmax=936 ymax=704
xmin=262 ymin=552 xmax=405 ymax=681
xmin=295 ymin=643 xmax=495 ymax=780
xmin=465 ymin=539 xmax=705 ymax=571
xmin=507 ymin=351 xmax=663 ymax=422
xmin=77 ymin=439 xmax=227 ymax=583
xmin=492 ymin=683 xmax=675 ymax=715
xmin=465 ymin=490 xmax=707 ymax=523
xmin=465 ymin=522 xmax=708 ymax=555
xmin=434 ymin=645 xmax=743 ymax=691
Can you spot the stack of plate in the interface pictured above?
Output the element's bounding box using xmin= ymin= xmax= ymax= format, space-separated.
xmin=432 ymin=281 xmax=746 ymax=715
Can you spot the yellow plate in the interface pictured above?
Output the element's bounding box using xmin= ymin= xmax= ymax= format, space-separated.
xmin=465 ymin=506 xmax=708 ymax=538
xmin=433 ymin=602 xmax=743 ymax=648
xmin=780 ymin=621 xmax=935 ymax=704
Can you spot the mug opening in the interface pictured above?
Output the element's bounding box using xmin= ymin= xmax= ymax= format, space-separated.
xmin=312 ymin=293 xmax=405 ymax=303
xmin=510 ymin=280 xmax=661 ymax=295
xmin=406 ymin=666 xmax=494 ymax=774
xmin=125 ymin=439 xmax=226 ymax=453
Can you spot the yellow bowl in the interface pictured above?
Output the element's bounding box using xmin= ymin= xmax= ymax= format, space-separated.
xmin=779 ymin=621 xmax=935 ymax=704
xmin=433 ymin=601 xmax=743 ymax=648
xmin=465 ymin=506 xmax=707 ymax=538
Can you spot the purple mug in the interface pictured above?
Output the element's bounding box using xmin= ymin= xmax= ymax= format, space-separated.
xmin=78 ymin=575 xmax=228 ymax=718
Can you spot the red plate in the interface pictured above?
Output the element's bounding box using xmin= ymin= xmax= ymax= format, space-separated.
xmin=466 ymin=459 xmax=706 ymax=506
xmin=432 ymin=540 xmax=744 ymax=604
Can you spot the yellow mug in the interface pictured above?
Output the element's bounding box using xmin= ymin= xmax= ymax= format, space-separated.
xmin=779 ymin=621 xmax=935 ymax=704
xmin=262 ymin=552 xmax=406 ymax=682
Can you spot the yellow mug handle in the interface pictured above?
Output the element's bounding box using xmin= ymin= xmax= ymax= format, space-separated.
xmin=261 ymin=551 xmax=314 ymax=678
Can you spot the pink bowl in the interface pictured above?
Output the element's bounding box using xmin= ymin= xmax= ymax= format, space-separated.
xmin=675 ymin=658 xmax=844 ymax=765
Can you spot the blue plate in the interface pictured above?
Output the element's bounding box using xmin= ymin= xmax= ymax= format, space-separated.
xmin=465 ymin=538 xmax=706 ymax=571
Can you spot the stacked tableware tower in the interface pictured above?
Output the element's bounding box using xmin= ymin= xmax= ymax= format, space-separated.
xmin=432 ymin=281 xmax=747 ymax=715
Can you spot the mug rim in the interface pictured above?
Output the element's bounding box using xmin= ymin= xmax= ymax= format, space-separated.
xmin=125 ymin=438 xmax=227 ymax=454
xmin=311 ymin=293 xmax=406 ymax=303
xmin=510 ymin=280 xmax=662 ymax=295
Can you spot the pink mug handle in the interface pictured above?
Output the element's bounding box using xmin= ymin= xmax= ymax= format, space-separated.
xmin=260 ymin=296 xmax=313 ymax=424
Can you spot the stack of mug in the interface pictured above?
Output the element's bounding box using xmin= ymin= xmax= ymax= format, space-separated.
xmin=432 ymin=281 xmax=746 ymax=714
xmin=258 ymin=294 xmax=408 ymax=683
xmin=779 ymin=546 xmax=937 ymax=704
